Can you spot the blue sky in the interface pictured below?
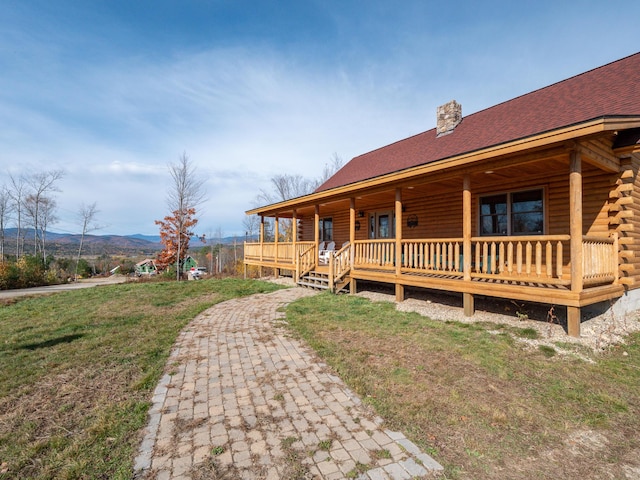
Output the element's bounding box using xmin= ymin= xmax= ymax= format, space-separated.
xmin=1 ymin=0 xmax=639 ymax=237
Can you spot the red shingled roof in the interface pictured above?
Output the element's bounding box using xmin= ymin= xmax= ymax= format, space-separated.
xmin=316 ymin=52 xmax=640 ymax=192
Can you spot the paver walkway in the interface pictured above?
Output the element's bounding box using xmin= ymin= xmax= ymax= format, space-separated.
xmin=134 ymin=287 xmax=443 ymax=479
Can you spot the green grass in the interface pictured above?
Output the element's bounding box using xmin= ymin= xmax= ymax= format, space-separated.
xmin=0 ymin=278 xmax=283 ymax=480
xmin=284 ymin=292 xmax=640 ymax=480
xmin=3 ymin=281 xmax=639 ymax=480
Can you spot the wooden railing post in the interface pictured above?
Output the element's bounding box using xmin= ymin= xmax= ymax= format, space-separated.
xmin=328 ymin=253 xmax=335 ymax=292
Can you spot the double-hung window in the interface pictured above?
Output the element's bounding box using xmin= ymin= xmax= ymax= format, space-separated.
xmin=479 ymin=188 xmax=544 ymax=236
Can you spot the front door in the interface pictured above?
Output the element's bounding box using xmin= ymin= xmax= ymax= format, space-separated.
xmin=369 ymin=211 xmax=395 ymax=239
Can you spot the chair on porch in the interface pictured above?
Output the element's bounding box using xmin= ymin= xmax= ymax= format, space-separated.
xmin=319 ymin=241 xmax=335 ymax=264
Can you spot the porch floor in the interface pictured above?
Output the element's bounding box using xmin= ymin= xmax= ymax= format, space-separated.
xmin=349 ymin=267 xmax=624 ymax=308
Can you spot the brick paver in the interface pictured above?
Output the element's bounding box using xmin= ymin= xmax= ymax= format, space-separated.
xmin=134 ymin=287 xmax=442 ymax=479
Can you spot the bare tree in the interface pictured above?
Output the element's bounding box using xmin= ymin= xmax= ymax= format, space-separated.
xmin=24 ymin=194 xmax=58 ymax=262
xmin=252 ymin=153 xmax=345 ymax=242
xmin=38 ymin=196 xmax=57 ymax=262
xmin=242 ymin=214 xmax=260 ymax=240
xmin=313 ymin=152 xmax=344 ymax=190
xmin=8 ymin=174 xmax=27 ymax=259
xmin=75 ymin=202 xmax=100 ymax=281
xmin=165 ymin=153 xmax=207 ymax=280
xmin=0 ymin=184 xmax=13 ymax=260
xmin=24 ymin=170 xmax=64 ymax=259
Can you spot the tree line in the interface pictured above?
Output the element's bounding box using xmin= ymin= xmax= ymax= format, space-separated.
xmin=0 ymin=169 xmax=105 ymax=288
xmin=0 ymin=169 xmax=64 ymax=261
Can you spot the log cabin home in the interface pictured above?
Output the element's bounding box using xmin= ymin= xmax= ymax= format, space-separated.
xmin=244 ymin=52 xmax=640 ymax=336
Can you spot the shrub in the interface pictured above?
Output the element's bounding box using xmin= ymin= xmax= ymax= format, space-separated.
xmin=16 ymin=255 xmax=46 ymax=288
xmin=0 ymin=261 xmax=20 ymax=289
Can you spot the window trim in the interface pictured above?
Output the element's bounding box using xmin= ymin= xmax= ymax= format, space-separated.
xmin=478 ymin=187 xmax=546 ymax=236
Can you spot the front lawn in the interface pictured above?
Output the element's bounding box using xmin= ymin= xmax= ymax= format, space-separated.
xmin=284 ymin=292 xmax=640 ymax=480
xmin=0 ymin=278 xmax=282 ymax=479
xmin=2 ymin=280 xmax=638 ymax=480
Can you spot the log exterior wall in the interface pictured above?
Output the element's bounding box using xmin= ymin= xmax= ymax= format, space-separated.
xmin=615 ymin=152 xmax=640 ymax=288
xmin=300 ymin=161 xmax=618 ymax=245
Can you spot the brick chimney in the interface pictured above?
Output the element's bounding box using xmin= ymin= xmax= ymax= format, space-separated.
xmin=436 ymin=100 xmax=462 ymax=137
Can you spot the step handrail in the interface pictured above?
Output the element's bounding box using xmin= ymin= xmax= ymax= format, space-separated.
xmin=297 ymin=244 xmax=317 ymax=280
xmin=329 ymin=242 xmax=351 ymax=291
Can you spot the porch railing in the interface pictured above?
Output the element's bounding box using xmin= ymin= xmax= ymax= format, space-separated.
xmin=470 ymin=235 xmax=570 ymax=284
xmin=583 ymin=234 xmax=618 ymax=286
xmin=247 ymin=234 xmax=618 ymax=288
xmin=244 ymin=242 xmax=262 ymax=261
xmin=401 ymin=238 xmax=464 ymax=275
xmin=244 ymin=241 xmax=314 ymax=265
xmin=355 ymin=234 xmax=618 ymax=287
xmin=353 ymin=239 xmax=396 ymax=270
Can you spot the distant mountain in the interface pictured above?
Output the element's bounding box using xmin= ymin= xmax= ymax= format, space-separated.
xmin=128 ymin=233 xmax=162 ymax=243
xmin=1 ymin=229 xmax=254 ymax=257
xmin=3 ymin=229 xmax=162 ymax=257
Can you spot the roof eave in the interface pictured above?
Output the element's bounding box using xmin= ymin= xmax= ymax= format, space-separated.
xmin=246 ymin=116 xmax=640 ymax=217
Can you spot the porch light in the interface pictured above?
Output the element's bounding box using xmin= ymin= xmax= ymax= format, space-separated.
xmin=358 ymin=210 xmax=365 ymax=217
xmin=407 ymin=214 xmax=418 ymax=228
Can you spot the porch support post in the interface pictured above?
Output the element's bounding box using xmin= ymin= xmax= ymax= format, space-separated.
xmin=259 ymin=216 xmax=265 ymax=278
xmin=292 ymin=210 xmax=297 ymax=243
xmin=292 ymin=209 xmax=298 ymax=280
xmin=569 ymin=150 xmax=583 ymax=337
xmin=259 ymin=216 xmax=264 ymax=263
xmin=395 ymin=188 xmax=404 ymax=302
xmin=463 ymin=174 xmax=474 ymax=316
xmin=274 ymin=215 xmax=279 ymax=278
xmin=349 ymin=198 xmax=355 ymax=251
xmin=349 ymin=198 xmax=356 ymax=294
xmin=314 ymin=205 xmax=320 ymax=261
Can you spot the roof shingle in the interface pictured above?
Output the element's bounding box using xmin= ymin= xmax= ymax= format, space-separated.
xmin=317 ymin=52 xmax=640 ymax=192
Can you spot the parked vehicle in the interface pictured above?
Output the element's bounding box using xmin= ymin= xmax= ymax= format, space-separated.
xmin=189 ymin=267 xmax=207 ymax=279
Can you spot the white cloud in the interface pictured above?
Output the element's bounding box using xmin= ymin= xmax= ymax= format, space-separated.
xmin=2 ymin=0 xmax=640 ymax=238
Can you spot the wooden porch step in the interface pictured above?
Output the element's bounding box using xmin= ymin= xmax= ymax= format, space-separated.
xmin=297 ymin=271 xmax=351 ymax=294
xmin=297 ymin=272 xmax=330 ymax=290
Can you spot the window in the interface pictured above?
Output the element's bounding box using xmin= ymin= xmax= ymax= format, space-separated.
xmin=479 ymin=189 xmax=543 ymax=235
xmin=319 ymin=217 xmax=333 ymax=241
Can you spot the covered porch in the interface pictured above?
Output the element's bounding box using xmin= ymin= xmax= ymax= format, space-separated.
xmin=245 ymin=142 xmax=629 ymax=337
